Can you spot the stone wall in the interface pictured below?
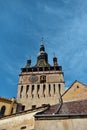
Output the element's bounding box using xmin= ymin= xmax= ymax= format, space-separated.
xmin=35 ymin=115 xmax=87 ymax=130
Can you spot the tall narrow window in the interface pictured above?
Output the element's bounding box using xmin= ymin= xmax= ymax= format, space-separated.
xmin=21 ymin=86 xmax=23 ymax=92
xmin=58 ymin=84 xmax=61 ymax=94
xmin=43 ymin=84 xmax=46 ymax=97
xmin=26 ymin=85 xmax=29 ymax=98
xmin=20 ymin=86 xmax=23 ymax=98
xmin=32 ymin=85 xmax=34 ymax=98
xmin=58 ymin=84 xmax=61 ymax=95
xmin=49 ymin=84 xmax=51 ymax=96
xmin=53 ymin=84 xmax=55 ymax=94
xmin=26 ymin=85 xmax=29 ymax=93
xmin=37 ymin=85 xmax=40 ymax=98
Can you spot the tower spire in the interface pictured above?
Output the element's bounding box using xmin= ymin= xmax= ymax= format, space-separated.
xmin=40 ymin=37 xmax=45 ymax=52
xmin=41 ymin=37 xmax=44 ymax=45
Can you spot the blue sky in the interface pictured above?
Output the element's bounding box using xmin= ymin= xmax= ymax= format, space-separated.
xmin=0 ymin=0 xmax=87 ymax=98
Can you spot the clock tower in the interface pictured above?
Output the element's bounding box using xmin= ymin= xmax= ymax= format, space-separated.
xmin=17 ymin=40 xmax=65 ymax=110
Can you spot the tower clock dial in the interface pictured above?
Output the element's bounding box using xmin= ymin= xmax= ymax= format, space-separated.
xmin=29 ymin=74 xmax=38 ymax=83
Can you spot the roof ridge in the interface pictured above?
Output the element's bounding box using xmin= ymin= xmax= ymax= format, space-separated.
xmin=63 ymin=99 xmax=87 ymax=103
xmin=0 ymin=96 xmax=12 ymax=101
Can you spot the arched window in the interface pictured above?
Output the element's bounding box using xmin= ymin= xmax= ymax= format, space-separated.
xmin=1 ymin=106 xmax=6 ymax=115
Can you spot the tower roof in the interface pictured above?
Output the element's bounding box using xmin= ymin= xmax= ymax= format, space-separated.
xmin=35 ymin=40 xmax=50 ymax=67
xmin=21 ymin=39 xmax=62 ymax=72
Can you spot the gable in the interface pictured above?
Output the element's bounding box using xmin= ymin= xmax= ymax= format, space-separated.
xmin=62 ymin=81 xmax=87 ymax=101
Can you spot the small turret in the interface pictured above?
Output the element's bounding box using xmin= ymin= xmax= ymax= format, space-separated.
xmin=53 ymin=56 xmax=58 ymax=66
xmin=26 ymin=58 xmax=31 ymax=68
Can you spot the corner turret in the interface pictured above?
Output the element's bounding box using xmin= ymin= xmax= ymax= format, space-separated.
xmin=53 ymin=56 xmax=58 ymax=67
xmin=26 ymin=58 xmax=31 ymax=68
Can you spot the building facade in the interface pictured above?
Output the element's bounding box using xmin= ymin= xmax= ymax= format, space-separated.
xmin=0 ymin=97 xmax=16 ymax=117
xmin=1 ymin=41 xmax=87 ymax=130
xmin=62 ymin=80 xmax=87 ymax=101
xmin=17 ymin=42 xmax=65 ymax=110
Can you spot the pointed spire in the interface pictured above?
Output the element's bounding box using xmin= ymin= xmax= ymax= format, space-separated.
xmin=40 ymin=37 xmax=45 ymax=52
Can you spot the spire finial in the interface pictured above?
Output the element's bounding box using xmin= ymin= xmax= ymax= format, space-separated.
xmin=41 ymin=37 xmax=44 ymax=45
xmin=29 ymin=56 xmax=31 ymax=60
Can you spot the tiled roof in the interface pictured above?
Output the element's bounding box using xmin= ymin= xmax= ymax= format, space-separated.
xmin=41 ymin=99 xmax=87 ymax=115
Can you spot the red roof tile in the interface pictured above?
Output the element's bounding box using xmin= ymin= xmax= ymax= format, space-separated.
xmin=42 ymin=99 xmax=87 ymax=115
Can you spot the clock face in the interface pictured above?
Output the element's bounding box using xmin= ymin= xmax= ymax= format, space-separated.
xmin=29 ymin=75 xmax=38 ymax=83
